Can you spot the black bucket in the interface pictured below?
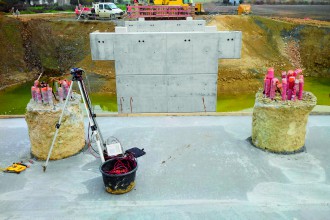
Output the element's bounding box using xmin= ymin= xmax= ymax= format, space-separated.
xmin=100 ymin=157 xmax=138 ymax=194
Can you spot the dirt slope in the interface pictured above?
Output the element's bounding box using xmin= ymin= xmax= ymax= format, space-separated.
xmin=0 ymin=14 xmax=329 ymax=96
xmin=0 ymin=14 xmax=115 ymax=89
xmin=207 ymin=15 xmax=330 ymax=95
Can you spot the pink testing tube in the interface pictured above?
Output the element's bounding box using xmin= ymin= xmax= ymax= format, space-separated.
xmin=41 ymin=87 xmax=48 ymax=104
xmin=36 ymin=88 xmax=42 ymax=104
xmin=31 ymin=86 xmax=36 ymax=102
xmin=58 ymin=87 xmax=64 ymax=103
xmin=281 ymin=71 xmax=287 ymax=79
xmin=281 ymin=78 xmax=287 ymax=101
xmin=292 ymin=79 xmax=299 ymax=101
xmin=34 ymin=80 xmax=39 ymax=87
xmin=67 ymin=80 xmax=72 ymax=98
xmin=267 ymin=67 xmax=274 ymax=79
xmin=265 ymin=77 xmax=271 ymax=98
xmin=265 ymin=68 xmax=274 ymax=97
xmin=61 ymin=80 xmax=68 ymax=99
xmin=294 ymin=77 xmax=300 ymax=96
xmin=298 ymin=77 xmax=304 ymax=100
xmin=47 ymin=87 xmax=53 ymax=105
xmin=295 ymin=68 xmax=302 ymax=77
xmin=263 ymin=77 xmax=267 ymax=97
xmin=270 ymin=78 xmax=278 ymax=100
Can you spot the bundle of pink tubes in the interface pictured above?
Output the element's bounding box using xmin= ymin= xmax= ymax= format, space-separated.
xmin=263 ymin=68 xmax=304 ymax=101
xmin=31 ymin=79 xmax=72 ymax=105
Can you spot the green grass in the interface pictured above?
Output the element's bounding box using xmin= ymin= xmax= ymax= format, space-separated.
xmin=217 ymin=93 xmax=255 ymax=112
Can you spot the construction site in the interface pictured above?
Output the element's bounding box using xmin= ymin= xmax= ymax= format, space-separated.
xmin=0 ymin=2 xmax=330 ymax=219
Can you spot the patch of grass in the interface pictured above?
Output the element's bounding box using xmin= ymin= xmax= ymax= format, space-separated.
xmin=304 ymin=77 xmax=330 ymax=105
xmin=217 ymin=93 xmax=255 ymax=112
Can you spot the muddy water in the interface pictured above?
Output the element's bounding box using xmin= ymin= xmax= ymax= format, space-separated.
xmin=1 ymin=77 xmax=329 ymax=115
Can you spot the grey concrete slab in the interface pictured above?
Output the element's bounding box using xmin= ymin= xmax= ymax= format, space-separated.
xmin=0 ymin=116 xmax=330 ymax=219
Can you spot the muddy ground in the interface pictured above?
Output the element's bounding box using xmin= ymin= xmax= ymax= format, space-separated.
xmin=0 ymin=9 xmax=329 ymax=96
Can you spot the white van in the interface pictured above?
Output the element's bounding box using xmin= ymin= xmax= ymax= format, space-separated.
xmin=92 ymin=3 xmax=124 ymax=19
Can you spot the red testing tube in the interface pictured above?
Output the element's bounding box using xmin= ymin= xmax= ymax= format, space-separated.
xmin=288 ymin=76 xmax=295 ymax=100
xmin=287 ymin=70 xmax=293 ymax=82
xmin=281 ymin=78 xmax=287 ymax=101
xmin=298 ymin=77 xmax=304 ymax=100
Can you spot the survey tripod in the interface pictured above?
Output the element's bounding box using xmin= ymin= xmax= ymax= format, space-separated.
xmin=43 ymin=68 xmax=105 ymax=172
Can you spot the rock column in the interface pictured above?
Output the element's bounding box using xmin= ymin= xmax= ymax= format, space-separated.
xmin=252 ymin=90 xmax=316 ymax=153
xmin=25 ymin=93 xmax=85 ymax=160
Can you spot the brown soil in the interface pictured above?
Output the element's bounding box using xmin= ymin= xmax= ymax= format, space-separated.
xmin=0 ymin=14 xmax=329 ymax=95
xmin=208 ymin=15 xmax=330 ymax=95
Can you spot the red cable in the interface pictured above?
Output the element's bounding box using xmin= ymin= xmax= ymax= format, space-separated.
xmin=104 ymin=154 xmax=136 ymax=175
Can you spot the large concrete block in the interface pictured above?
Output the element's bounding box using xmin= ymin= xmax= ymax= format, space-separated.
xmin=167 ymin=74 xmax=217 ymax=97
xmin=166 ymin=33 xmax=194 ymax=74
xmin=116 ymin=74 xmax=217 ymax=113
xmin=168 ymin=96 xmax=216 ymax=112
xmin=114 ymin=33 xmax=167 ymax=75
xmin=192 ymin=33 xmax=219 ymax=74
xmin=90 ymin=20 xmax=242 ymax=113
xmin=118 ymin=96 xmax=168 ymax=113
xmin=116 ymin=75 xmax=167 ymax=97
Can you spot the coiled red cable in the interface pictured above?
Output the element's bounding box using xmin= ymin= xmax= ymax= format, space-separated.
xmin=104 ymin=153 xmax=136 ymax=175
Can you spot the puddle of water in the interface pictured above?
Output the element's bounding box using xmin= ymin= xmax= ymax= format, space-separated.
xmin=0 ymin=77 xmax=329 ymax=115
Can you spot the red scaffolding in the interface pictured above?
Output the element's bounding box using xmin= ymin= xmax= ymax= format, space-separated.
xmin=127 ymin=5 xmax=194 ymax=20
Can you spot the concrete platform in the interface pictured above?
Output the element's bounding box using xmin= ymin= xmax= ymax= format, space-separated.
xmin=0 ymin=116 xmax=330 ymax=219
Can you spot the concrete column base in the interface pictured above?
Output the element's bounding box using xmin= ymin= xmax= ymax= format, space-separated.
xmin=252 ymin=90 xmax=316 ymax=153
xmin=25 ymin=93 xmax=85 ymax=160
